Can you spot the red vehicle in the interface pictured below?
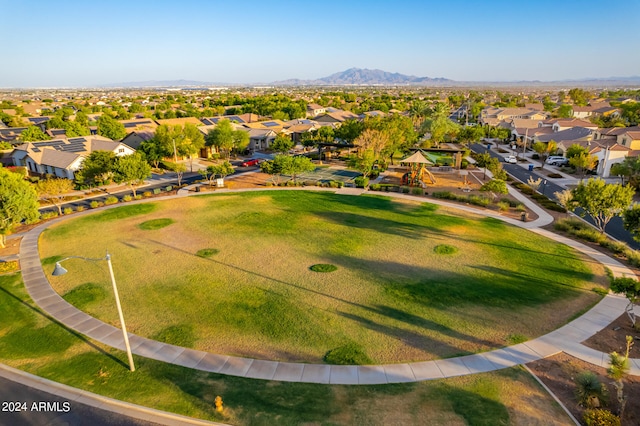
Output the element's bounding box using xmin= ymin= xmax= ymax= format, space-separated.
xmin=240 ymin=158 xmax=260 ymax=167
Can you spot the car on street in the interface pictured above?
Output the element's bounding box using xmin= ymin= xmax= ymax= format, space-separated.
xmin=546 ymin=156 xmax=569 ymax=166
xmin=504 ymin=155 xmax=517 ymax=164
xmin=240 ymin=158 xmax=261 ymax=167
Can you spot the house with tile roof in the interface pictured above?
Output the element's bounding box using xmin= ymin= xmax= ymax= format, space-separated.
xmin=11 ymin=135 xmax=134 ymax=179
xmin=306 ymin=103 xmax=326 ymax=118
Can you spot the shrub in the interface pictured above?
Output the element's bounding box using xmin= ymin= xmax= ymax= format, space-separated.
xmin=143 ymin=191 xmax=152 ymax=198
xmin=515 ymin=203 xmax=526 ymax=212
xmin=153 ymin=188 xmax=161 ymax=195
xmin=411 ymin=187 xmax=423 ymax=195
xmin=328 ymin=181 xmax=339 ymax=188
xmin=90 ymin=201 xmax=103 ymax=209
xmin=432 ymin=191 xmax=456 ymax=200
xmin=303 ymin=181 xmax=315 ymax=187
xmin=574 ymin=228 xmax=605 ymax=243
xmin=548 ymin=173 xmax=563 ymax=178
xmin=310 ymin=264 xmax=338 ymax=273
xmin=62 ymin=207 xmax=73 ymax=215
xmin=370 ymin=183 xmax=381 ymax=191
xmin=265 ymin=182 xmax=273 ymax=187
xmin=434 ymin=244 xmax=458 ymax=255
xmin=401 ymin=186 xmax=410 ymax=194
xmin=599 ymin=240 xmax=628 ymax=256
xmin=500 ymin=197 xmax=518 ymax=207
xmin=583 ymin=409 xmax=620 ymax=426
xmin=468 ymin=195 xmax=491 ymax=207
xmin=165 ymin=186 xmax=173 ymax=192
xmin=531 ymin=153 xmax=540 ymax=159
xmin=76 ymin=205 xmax=85 ymax=212
xmin=0 ymin=261 xmax=19 ymax=273
xmin=122 ymin=194 xmax=132 ymax=202
xmin=134 ymin=195 xmax=143 ymax=200
xmin=354 ymin=176 xmax=369 ymax=188
xmin=575 ymin=371 xmax=608 ymax=408
xmin=104 ymin=196 xmax=118 ymax=205
xmin=497 ymin=201 xmax=510 ymax=211
xmin=335 ymin=180 xmax=344 ymax=188
xmin=323 ymin=343 xmax=372 ymax=365
xmin=40 ymin=211 xmax=59 ymax=220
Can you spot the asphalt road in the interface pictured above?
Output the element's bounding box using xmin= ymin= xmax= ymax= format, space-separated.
xmin=0 ymin=376 xmax=160 ymax=426
xmin=471 ymin=143 xmax=640 ymax=249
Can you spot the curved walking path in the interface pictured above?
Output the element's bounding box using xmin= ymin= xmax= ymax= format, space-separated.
xmin=19 ymin=186 xmax=640 ymax=385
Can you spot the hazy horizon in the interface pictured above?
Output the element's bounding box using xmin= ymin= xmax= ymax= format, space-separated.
xmin=2 ymin=0 xmax=639 ymax=88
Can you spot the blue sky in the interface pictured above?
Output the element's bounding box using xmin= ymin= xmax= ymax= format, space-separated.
xmin=1 ymin=0 xmax=639 ymax=87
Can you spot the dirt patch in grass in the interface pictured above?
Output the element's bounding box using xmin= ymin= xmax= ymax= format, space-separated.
xmin=528 ymin=353 xmax=640 ymax=425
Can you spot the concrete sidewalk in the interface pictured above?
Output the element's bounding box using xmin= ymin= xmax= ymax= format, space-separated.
xmin=16 ymin=186 xmax=640 ymax=388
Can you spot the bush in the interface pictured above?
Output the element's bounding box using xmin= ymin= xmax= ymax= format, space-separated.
xmin=323 ymin=343 xmax=372 ymax=365
xmin=40 ymin=211 xmax=58 ymax=220
xmin=370 ymin=183 xmax=381 ymax=191
xmin=328 ymin=181 xmax=339 ymax=188
xmin=531 ymin=153 xmax=540 ymax=159
xmin=90 ymin=201 xmax=101 ymax=209
xmin=432 ymin=191 xmax=457 ymax=200
xmin=122 ymin=194 xmax=132 ymax=202
xmin=515 ymin=203 xmax=526 ymax=212
xmin=143 ymin=191 xmax=152 ymax=198
xmin=497 ymin=201 xmax=510 ymax=211
xmin=500 ymin=197 xmax=518 ymax=207
xmin=575 ymin=371 xmax=608 ymax=408
xmin=63 ymin=207 xmax=73 ymax=215
xmin=468 ymin=195 xmax=491 ymax=207
xmin=76 ymin=205 xmax=85 ymax=212
xmin=401 ymin=186 xmax=410 ymax=194
xmin=574 ymin=228 xmax=605 ymax=243
xmin=165 ymin=186 xmax=173 ymax=192
xmin=134 ymin=195 xmax=143 ymax=200
xmin=104 ymin=196 xmax=118 ymax=205
xmin=153 ymin=188 xmax=161 ymax=195
xmin=583 ymin=409 xmax=620 ymax=426
xmin=411 ymin=187 xmax=423 ymax=195
xmin=354 ymin=176 xmax=369 ymax=188
xmin=548 ymin=173 xmax=563 ymax=178
xmin=0 ymin=261 xmax=19 ymax=273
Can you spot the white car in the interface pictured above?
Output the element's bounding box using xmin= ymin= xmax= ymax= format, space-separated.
xmin=504 ymin=155 xmax=517 ymax=164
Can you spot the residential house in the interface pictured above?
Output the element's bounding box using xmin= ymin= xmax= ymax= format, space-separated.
xmin=119 ymin=118 xmax=158 ymax=134
xmin=120 ymin=130 xmax=155 ymax=150
xmin=11 ymin=135 xmax=134 ymax=180
xmin=535 ymin=126 xmax=593 ymax=145
xmin=244 ymin=128 xmax=277 ymax=151
xmin=479 ymin=107 xmax=549 ymax=127
xmin=617 ymin=129 xmax=640 ymax=149
xmin=200 ymin=113 xmax=262 ymax=126
xmin=591 ymin=143 xmax=630 ymax=178
xmin=0 ymin=127 xmax=27 ymax=145
xmin=306 ymin=103 xmax=326 ymax=118
xmin=155 ymin=117 xmax=202 ymax=127
xmin=540 ymin=118 xmax=598 ymax=132
xmin=313 ymin=109 xmax=359 ymax=124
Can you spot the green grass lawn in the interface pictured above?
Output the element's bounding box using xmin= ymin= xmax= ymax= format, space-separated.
xmin=39 ymin=191 xmax=606 ymax=363
xmin=0 ymin=273 xmax=573 ymax=425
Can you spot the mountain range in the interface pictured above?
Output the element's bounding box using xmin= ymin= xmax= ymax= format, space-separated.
xmin=100 ymin=68 xmax=640 ymax=88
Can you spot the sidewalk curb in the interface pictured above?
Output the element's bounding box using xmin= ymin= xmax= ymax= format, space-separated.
xmin=0 ymin=363 xmax=227 ymax=426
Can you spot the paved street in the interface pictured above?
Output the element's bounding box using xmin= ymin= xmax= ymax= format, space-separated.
xmin=471 ymin=143 xmax=640 ymax=249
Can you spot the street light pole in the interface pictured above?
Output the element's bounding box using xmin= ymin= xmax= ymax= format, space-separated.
xmin=105 ymin=253 xmax=135 ymax=371
xmin=52 ymin=253 xmax=135 ymax=372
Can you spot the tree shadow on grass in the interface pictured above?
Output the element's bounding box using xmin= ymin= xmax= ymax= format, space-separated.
xmin=432 ymin=382 xmax=510 ymax=426
xmin=0 ymin=283 xmax=129 ymax=369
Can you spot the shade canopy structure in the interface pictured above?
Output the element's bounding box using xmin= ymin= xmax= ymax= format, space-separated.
xmin=400 ymin=151 xmax=434 ymax=165
xmin=400 ymin=151 xmax=436 ymax=186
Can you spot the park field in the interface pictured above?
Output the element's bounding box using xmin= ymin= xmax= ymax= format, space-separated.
xmin=40 ymin=190 xmax=607 ymax=364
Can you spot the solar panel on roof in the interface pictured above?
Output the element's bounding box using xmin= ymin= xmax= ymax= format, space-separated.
xmin=263 ymin=122 xmax=278 ymax=127
xmin=124 ymin=123 xmax=137 ymax=128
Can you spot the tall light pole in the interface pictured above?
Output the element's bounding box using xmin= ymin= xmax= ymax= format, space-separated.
xmin=52 ymin=252 xmax=135 ymax=372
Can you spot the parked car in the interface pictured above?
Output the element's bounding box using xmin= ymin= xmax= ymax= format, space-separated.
xmin=240 ymin=158 xmax=261 ymax=167
xmin=546 ymin=156 xmax=569 ymax=166
xmin=504 ymin=155 xmax=517 ymax=164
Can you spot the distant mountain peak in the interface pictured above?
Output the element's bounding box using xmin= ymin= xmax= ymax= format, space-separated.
xmin=274 ymin=68 xmax=452 ymax=86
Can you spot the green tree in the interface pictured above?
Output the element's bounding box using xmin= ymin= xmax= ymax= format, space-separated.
xmin=571 ymin=179 xmax=635 ymax=233
xmin=575 ymin=371 xmax=608 ymax=409
xmin=176 ymin=123 xmax=205 ymax=171
xmin=200 ymin=161 xmax=234 ymax=186
xmin=609 ymin=277 xmax=640 ymax=327
xmin=569 ymin=152 xmax=597 ymax=180
xmin=610 ymin=162 xmax=632 ymax=185
xmin=260 ymin=155 xmax=314 ymax=184
xmin=480 ymin=179 xmax=508 ymax=197
xmin=420 ymin=112 xmax=460 ymax=147
xmin=565 ymin=144 xmax=589 ymax=159
xmin=0 ymin=167 xmax=39 ymax=248
xmin=97 ymin=114 xmax=127 ymax=140
xmin=457 ymin=126 xmax=485 ymax=146
xmin=19 ymin=125 xmax=50 ymax=142
xmin=556 ymin=105 xmax=574 ymax=118
xmin=334 ymin=119 xmax=365 ymax=144
xmin=75 ymin=151 xmax=117 ymax=187
xmin=475 ymin=152 xmax=492 ymax=180
xmin=36 ymin=178 xmax=74 ymax=215
xmin=205 ymin=119 xmax=249 ymax=159
xmin=532 ymin=140 xmax=557 ymax=169
xmin=623 ymin=204 xmax=640 ymax=242
xmin=114 ymin=153 xmax=151 ymax=197
xmin=568 ymin=88 xmax=592 ymax=106
xmin=270 ymin=134 xmax=294 ymax=154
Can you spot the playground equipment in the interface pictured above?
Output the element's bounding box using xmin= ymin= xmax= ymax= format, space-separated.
xmin=400 ymin=151 xmax=436 ymax=186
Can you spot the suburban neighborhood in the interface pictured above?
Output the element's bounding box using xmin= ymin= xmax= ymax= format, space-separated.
xmin=2 ymin=0 xmax=640 ymax=425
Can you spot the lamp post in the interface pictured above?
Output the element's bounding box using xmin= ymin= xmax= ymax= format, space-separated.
xmin=52 ymin=252 xmax=135 ymax=372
